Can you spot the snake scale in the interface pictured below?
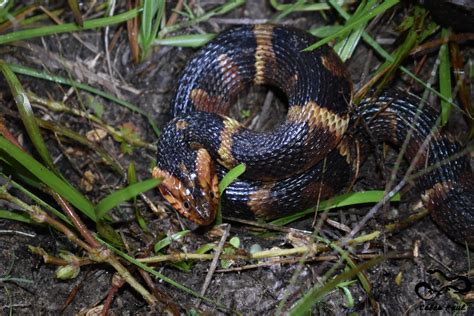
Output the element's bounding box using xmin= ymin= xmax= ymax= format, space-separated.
xmin=153 ymin=24 xmax=474 ymax=247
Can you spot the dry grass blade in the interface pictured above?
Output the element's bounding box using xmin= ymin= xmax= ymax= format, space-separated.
xmin=67 ymin=0 xmax=83 ymax=26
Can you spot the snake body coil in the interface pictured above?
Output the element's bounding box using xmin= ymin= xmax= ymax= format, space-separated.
xmin=154 ymin=24 xmax=474 ymax=247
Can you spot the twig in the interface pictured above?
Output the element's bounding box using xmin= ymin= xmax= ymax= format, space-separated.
xmin=199 ymin=224 xmax=230 ymax=303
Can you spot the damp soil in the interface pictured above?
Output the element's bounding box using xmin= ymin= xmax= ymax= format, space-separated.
xmin=0 ymin=1 xmax=473 ymax=315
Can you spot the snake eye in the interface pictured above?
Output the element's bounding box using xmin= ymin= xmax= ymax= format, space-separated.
xmin=183 ymin=201 xmax=190 ymax=209
xmin=209 ymin=191 xmax=215 ymax=200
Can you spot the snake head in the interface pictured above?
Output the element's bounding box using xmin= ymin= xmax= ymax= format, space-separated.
xmin=153 ymin=148 xmax=220 ymax=225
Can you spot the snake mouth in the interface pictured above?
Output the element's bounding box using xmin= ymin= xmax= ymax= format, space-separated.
xmin=152 ymin=148 xmax=219 ymax=226
xmin=158 ymin=184 xmax=216 ymax=226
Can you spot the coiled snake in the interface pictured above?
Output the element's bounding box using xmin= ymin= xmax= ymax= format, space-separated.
xmin=153 ymin=25 xmax=474 ymax=247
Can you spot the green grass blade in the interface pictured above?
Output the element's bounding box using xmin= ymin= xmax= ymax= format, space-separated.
xmin=288 ymin=256 xmax=384 ymax=315
xmin=141 ymin=0 xmax=156 ymax=41
xmin=218 ymin=163 xmax=246 ymax=195
xmin=333 ymin=0 xmax=374 ymax=61
xmin=140 ymin=0 xmax=165 ymax=58
xmin=96 ymin=178 xmax=161 ymax=219
xmin=270 ymin=0 xmax=306 ymax=22
xmin=0 ymin=136 xmax=96 ymax=221
xmin=160 ymin=0 xmax=245 ymax=35
xmin=6 ymin=62 xmax=160 ymax=137
xmin=270 ymin=190 xmax=401 ymax=226
xmin=217 ymin=163 xmax=246 ymax=224
xmin=0 ymin=61 xmax=56 ymax=172
xmin=270 ymin=0 xmax=330 ymax=11
xmin=309 ymin=25 xmax=344 ymax=38
xmin=154 ymin=33 xmax=215 ymax=47
xmin=327 ymin=240 xmax=374 ymax=305
xmin=0 ymin=210 xmax=35 ymax=224
xmin=304 ymin=0 xmax=400 ymax=51
xmin=0 ymin=1 xmax=15 ymax=23
xmin=154 ymin=230 xmax=190 ymax=253
xmin=0 ymin=8 xmax=140 ymax=45
xmin=439 ymin=28 xmax=452 ymax=126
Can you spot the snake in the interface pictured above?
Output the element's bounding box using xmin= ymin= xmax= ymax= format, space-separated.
xmin=153 ymin=24 xmax=474 ymax=247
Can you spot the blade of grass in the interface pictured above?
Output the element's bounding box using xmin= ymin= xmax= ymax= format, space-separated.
xmin=372 ymin=5 xmax=432 ymax=94
xmin=0 ymin=7 xmax=140 ymax=45
xmin=6 ymin=62 xmax=160 ymax=137
xmin=216 ymin=163 xmax=246 ymax=225
xmin=160 ymin=0 xmax=245 ymax=35
xmin=0 ymin=136 xmax=96 ymax=221
xmin=0 ymin=210 xmax=35 ymax=224
xmin=270 ymin=0 xmax=306 ymax=22
xmin=154 ymin=33 xmax=215 ymax=47
xmin=0 ymin=61 xmax=56 ymax=172
xmin=270 ymin=190 xmax=401 ymax=226
xmin=154 ymin=230 xmax=190 ymax=253
xmin=325 ymin=239 xmax=377 ymax=310
xmin=0 ymin=1 xmax=15 ymax=23
xmin=140 ymin=0 xmax=165 ymax=58
xmin=128 ymin=162 xmax=148 ymax=231
xmin=96 ymin=178 xmax=161 ymax=219
xmin=304 ymin=0 xmax=399 ymax=51
xmin=67 ymin=0 xmax=83 ymax=26
xmin=439 ymin=28 xmax=452 ymax=126
xmin=288 ymin=256 xmax=385 ymax=315
xmin=218 ymin=164 xmax=246 ymax=195
xmin=270 ymin=0 xmax=330 ymax=11
xmin=309 ymin=25 xmax=344 ymax=38
xmin=333 ymin=0 xmax=374 ymax=62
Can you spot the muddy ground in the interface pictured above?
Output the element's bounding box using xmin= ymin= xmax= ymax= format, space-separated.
xmin=0 ymin=0 xmax=473 ymax=315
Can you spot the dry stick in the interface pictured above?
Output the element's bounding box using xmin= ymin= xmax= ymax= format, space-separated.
xmin=139 ymin=231 xmax=396 ymax=265
xmin=102 ymin=273 xmax=125 ymax=316
xmin=209 ymin=18 xmax=269 ymax=25
xmin=0 ymin=117 xmax=24 ymax=151
xmin=137 ymin=210 xmax=432 ymax=265
xmin=30 ymin=246 xmax=93 ymax=266
xmin=410 ymin=33 xmax=474 ymax=56
xmin=198 ymin=224 xmax=230 ymax=306
xmin=126 ymin=0 xmax=140 ymax=63
xmin=166 ymin=0 xmax=184 ymax=27
xmin=53 ymin=193 xmax=99 ymax=248
xmin=104 ymin=1 xmax=117 ymax=82
xmin=216 ymin=251 xmax=413 ymax=273
xmin=224 ymin=216 xmax=311 ymax=234
xmin=0 ymin=229 xmax=36 ymax=238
